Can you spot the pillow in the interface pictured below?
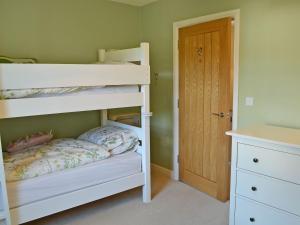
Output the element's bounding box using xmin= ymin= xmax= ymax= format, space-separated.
xmin=7 ymin=131 xmax=53 ymax=154
xmin=78 ymin=126 xmax=139 ymax=155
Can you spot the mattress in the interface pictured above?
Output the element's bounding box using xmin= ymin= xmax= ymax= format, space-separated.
xmin=7 ymin=152 xmax=142 ymax=208
xmin=0 ymin=85 xmax=139 ymax=100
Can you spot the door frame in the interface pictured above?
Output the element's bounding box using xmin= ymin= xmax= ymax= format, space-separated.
xmin=173 ymin=9 xmax=240 ymax=180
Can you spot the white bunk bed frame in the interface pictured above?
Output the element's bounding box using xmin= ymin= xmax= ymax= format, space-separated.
xmin=0 ymin=43 xmax=151 ymax=225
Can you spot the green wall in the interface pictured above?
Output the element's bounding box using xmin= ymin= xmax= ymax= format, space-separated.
xmin=0 ymin=0 xmax=141 ymax=63
xmin=141 ymin=0 xmax=300 ymax=169
xmin=1 ymin=0 xmax=300 ymax=170
xmin=0 ymin=0 xmax=141 ymax=147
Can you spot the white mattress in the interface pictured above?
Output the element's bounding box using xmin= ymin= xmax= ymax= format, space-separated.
xmin=7 ymin=152 xmax=142 ymax=209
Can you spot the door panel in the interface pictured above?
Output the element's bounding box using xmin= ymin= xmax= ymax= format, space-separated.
xmin=179 ymin=18 xmax=232 ymax=201
xmin=183 ymin=34 xmax=205 ymax=176
xmin=203 ymin=31 xmax=220 ymax=182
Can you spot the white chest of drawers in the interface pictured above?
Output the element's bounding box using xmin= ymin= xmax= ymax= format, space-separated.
xmin=226 ymin=125 xmax=300 ymax=225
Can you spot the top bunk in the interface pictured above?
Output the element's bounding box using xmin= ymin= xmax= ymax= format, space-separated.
xmin=0 ymin=43 xmax=150 ymax=89
xmin=0 ymin=43 xmax=150 ymax=119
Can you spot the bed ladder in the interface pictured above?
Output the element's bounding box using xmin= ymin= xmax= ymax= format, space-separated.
xmin=0 ymin=137 xmax=11 ymax=225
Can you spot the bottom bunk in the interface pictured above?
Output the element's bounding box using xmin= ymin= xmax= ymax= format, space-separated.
xmin=7 ymin=151 xmax=142 ymax=209
xmin=0 ymin=121 xmax=150 ymax=225
xmin=10 ymin=172 xmax=144 ymax=225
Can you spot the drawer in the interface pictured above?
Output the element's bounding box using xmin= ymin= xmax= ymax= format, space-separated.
xmin=237 ymin=143 xmax=300 ymax=184
xmin=235 ymin=197 xmax=300 ymax=225
xmin=236 ymin=171 xmax=300 ymax=216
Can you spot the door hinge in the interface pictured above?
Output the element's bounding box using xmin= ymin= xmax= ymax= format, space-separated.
xmin=177 ymin=98 xmax=179 ymax=108
xmin=177 ymin=155 xmax=180 ymax=163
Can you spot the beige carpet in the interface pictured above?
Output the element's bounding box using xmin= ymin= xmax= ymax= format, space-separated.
xmin=25 ymin=170 xmax=229 ymax=225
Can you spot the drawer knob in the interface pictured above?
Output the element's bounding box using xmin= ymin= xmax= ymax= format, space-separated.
xmin=251 ymin=186 xmax=257 ymax=191
xmin=250 ymin=217 xmax=255 ymax=222
xmin=253 ymin=158 xmax=259 ymax=163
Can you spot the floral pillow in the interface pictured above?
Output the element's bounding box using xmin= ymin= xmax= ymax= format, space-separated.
xmin=78 ymin=126 xmax=139 ymax=155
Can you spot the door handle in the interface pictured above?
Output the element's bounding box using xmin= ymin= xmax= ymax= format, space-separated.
xmin=212 ymin=112 xmax=225 ymax=118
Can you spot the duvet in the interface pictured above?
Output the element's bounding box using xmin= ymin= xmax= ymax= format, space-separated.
xmin=4 ymin=139 xmax=110 ymax=182
xmin=0 ymin=86 xmax=92 ymax=99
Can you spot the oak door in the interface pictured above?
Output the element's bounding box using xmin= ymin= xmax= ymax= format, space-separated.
xmin=179 ymin=18 xmax=233 ymax=202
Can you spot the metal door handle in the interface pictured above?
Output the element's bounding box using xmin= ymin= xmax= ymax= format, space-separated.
xmin=212 ymin=112 xmax=225 ymax=118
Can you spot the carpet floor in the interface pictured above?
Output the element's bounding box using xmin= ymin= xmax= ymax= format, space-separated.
xmin=25 ymin=170 xmax=229 ymax=225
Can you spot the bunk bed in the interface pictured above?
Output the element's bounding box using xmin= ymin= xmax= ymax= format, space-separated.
xmin=0 ymin=43 xmax=151 ymax=225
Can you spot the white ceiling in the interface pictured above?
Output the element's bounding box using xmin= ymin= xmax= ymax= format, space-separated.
xmin=110 ymin=0 xmax=158 ymax=7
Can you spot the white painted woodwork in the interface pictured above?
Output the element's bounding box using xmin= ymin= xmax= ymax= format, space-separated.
xmin=98 ymin=49 xmax=106 ymax=63
xmin=0 ymin=43 xmax=150 ymax=90
xmin=140 ymin=43 xmax=150 ymax=66
xmin=237 ymin=171 xmax=300 ymax=216
xmin=0 ymin=43 xmax=150 ymax=119
xmin=228 ymin=125 xmax=300 ymax=148
xmin=106 ymin=47 xmax=141 ymax=62
xmin=141 ymin=85 xmax=151 ymax=203
xmin=11 ymin=173 xmax=144 ymax=225
xmin=0 ymin=93 xmax=143 ymax=119
xmin=10 ymin=120 xmax=150 ymax=224
xmin=100 ymin=43 xmax=149 ymax=66
xmin=0 ymin=64 xmax=149 ymax=90
xmin=226 ymin=125 xmax=300 ymax=225
xmin=235 ymin=197 xmax=300 ymax=225
xmin=0 ymin=137 xmax=11 ymax=225
xmin=101 ymin=110 xmax=108 ymax=126
xmin=0 ymin=43 xmax=152 ymax=224
xmin=237 ymin=143 xmax=300 ymax=184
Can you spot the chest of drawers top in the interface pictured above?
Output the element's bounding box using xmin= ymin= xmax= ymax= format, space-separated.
xmin=226 ymin=125 xmax=300 ymax=151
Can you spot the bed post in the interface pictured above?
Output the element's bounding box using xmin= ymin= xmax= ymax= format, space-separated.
xmin=140 ymin=43 xmax=149 ymax=66
xmin=101 ymin=110 xmax=108 ymax=126
xmin=0 ymin=136 xmax=12 ymax=225
xmin=140 ymin=42 xmax=151 ymax=203
xmin=141 ymin=85 xmax=151 ymax=203
xmin=98 ymin=49 xmax=106 ymax=63
xmin=98 ymin=47 xmax=107 ymax=127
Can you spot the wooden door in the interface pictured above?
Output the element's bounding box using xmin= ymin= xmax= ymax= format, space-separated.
xmin=179 ymin=18 xmax=233 ymax=202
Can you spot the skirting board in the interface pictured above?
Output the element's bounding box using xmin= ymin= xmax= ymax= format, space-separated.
xmin=151 ymin=164 xmax=173 ymax=178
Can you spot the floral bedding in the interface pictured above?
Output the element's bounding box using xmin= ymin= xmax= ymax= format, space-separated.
xmin=0 ymin=87 xmax=93 ymax=100
xmin=4 ymin=139 xmax=110 ymax=182
xmin=78 ymin=126 xmax=139 ymax=155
